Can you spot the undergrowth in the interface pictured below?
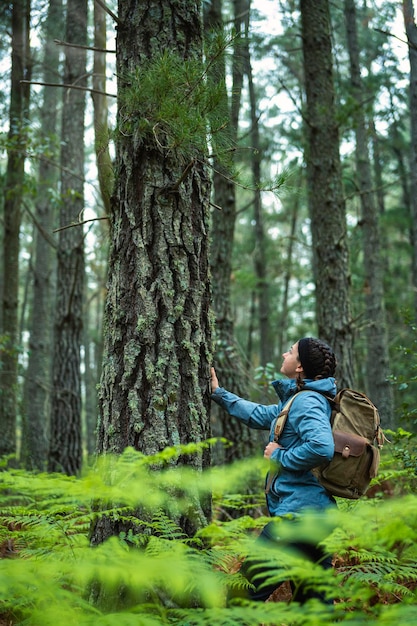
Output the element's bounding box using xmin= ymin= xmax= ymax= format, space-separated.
xmin=0 ymin=436 xmax=416 ymax=625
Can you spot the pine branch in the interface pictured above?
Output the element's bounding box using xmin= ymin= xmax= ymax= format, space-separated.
xmin=53 ymin=216 xmax=109 ymax=234
xmin=94 ymin=0 xmax=120 ymax=25
xmin=22 ymin=200 xmax=58 ymax=249
xmin=20 ymin=79 xmax=116 ymax=98
xmin=374 ymin=27 xmax=417 ymax=52
xmin=54 ymin=38 xmax=115 ymax=54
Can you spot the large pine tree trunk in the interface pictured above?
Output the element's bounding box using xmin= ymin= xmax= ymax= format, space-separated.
xmin=95 ymin=0 xmax=213 ymax=536
xmin=300 ymin=0 xmax=355 ymax=389
xmin=48 ymin=0 xmax=87 ymax=474
xmin=344 ymin=0 xmax=394 ymax=427
xmin=21 ymin=0 xmax=62 ymax=470
xmin=0 ymin=0 xmax=31 ymax=458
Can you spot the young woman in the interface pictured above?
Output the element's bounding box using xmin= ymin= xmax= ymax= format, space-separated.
xmin=211 ymin=337 xmax=337 ymax=603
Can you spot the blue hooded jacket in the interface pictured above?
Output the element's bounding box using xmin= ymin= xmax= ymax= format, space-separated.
xmin=211 ymin=376 xmax=337 ymax=516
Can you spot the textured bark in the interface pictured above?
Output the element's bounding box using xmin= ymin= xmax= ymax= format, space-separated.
xmin=243 ymin=5 xmax=272 ymax=366
xmin=300 ymin=0 xmax=354 ymax=389
xmin=0 ymin=0 xmax=31 ymax=458
xmin=81 ymin=0 xmax=112 ymax=456
xmin=403 ymin=0 xmax=417 ymax=319
xmin=204 ymin=0 xmax=258 ymax=464
xmin=83 ymin=294 xmax=95 ymax=456
xmin=344 ymin=0 xmax=394 ymax=427
xmin=21 ymin=0 xmax=62 ymax=470
xmin=48 ymin=0 xmax=87 ymax=474
xmin=96 ymin=0 xmax=213 ymax=535
xmin=278 ymin=176 xmax=302 ymax=357
xmin=92 ymin=0 xmax=114 ymax=215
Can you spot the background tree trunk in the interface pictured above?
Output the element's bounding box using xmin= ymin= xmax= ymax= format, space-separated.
xmin=278 ymin=173 xmax=302 ymax=357
xmin=403 ymin=0 xmax=417 ymax=320
xmin=81 ymin=0 xmax=113 ymax=456
xmin=95 ymin=0 xmax=213 ymax=536
xmin=344 ymin=0 xmax=394 ymax=427
xmin=48 ymin=0 xmax=87 ymax=474
xmin=300 ymin=0 xmax=355 ymax=388
xmin=243 ymin=4 xmax=272 ymax=366
xmin=204 ymin=0 xmax=258 ymax=465
xmin=0 ymin=0 xmax=31 ymax=459
xmin=92 ymin=0 xmax=114 ymax=216
xmin=21 ymin=0 xmax=62 ymax=470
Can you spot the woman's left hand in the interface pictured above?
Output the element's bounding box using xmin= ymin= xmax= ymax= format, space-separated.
xmin=264 ymin=441 xmax=283 ymax=459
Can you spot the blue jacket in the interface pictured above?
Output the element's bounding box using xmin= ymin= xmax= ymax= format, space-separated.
xmin=211 ymin=377 xmax=337 ymax=516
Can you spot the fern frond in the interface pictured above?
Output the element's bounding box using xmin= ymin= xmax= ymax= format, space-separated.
xmin=2 ymin=448 xmax=417 ymax=624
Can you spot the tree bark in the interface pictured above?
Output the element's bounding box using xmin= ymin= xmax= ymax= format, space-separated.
xmin=92 ymin=0 xmax=114 ymax=215
xmin=278 ymin=174 xmax=302 ymax=357
xmin=300 ymin=0 xmax=355 ymax=389
xmin=0 ymin=0 xmax=31 ymax=458
xmin=403 ymin=0 xmax=417 ymax=320
xmin=48 ymin=0 xmax=87 ymax=474
xmin=204 ymin=0 xmax=258 ymax=464
xmin=344 ymin=0 xmax=394 ymax=427
xmin=243 ymin=3 xmax=272 ymax=366
xmin=21 ymin=0 xmax=62 ymax=471
xmin=81 ymin=0 xmax=113 ymax=457
xmin=95 ymin=0 xmax=213 ymax=536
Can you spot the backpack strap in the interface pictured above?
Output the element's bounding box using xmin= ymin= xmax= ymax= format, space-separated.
xmin=273 ymin=393 xmax=299 ymax=441
xmin=265 ymin=391 xmax=308 ymax=495
xmin=273 ymin=390 xmax=314 ymax=442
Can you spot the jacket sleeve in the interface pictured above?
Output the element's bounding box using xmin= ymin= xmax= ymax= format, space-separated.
xmin=270 ymin=393 xmax=334 ymax=471
xmin=211 ymin=387 xmax=278 ymax=430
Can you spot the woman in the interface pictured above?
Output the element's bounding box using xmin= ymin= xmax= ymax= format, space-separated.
xmin=211 ymin=337 xmax=337 ymax=603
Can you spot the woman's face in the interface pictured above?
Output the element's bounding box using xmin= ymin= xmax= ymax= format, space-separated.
xmin=280 ymin=342 xmax=304 ymax=379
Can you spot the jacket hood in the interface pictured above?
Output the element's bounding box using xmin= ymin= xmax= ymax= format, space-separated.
xmin=271 ymin=377 xmax=337 ymax=402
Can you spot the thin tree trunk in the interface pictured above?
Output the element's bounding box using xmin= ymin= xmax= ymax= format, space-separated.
xmin=0 ymin=0 xmax=31 ymax=458
xmin=83 ymin=291 xmax=96 ymax=456
xmin=278 ymin=173 xmax=302 ymax=357
xmin=300 ymin=0 xmax=354 ymax=389
xmin=92 ymin=0 xmax=114 ymax=215
xmin=21 ymin=0 xmax=62 ymax=470
xmin=247 ymin=290 xmax=256 ymax=362
xmin=344 ymin=0 xmax=394 ymax=427
xmin=390 ymin=113 xmax=411 ymax=221
xmin=204 ymin=0 xmax=257 ymax=464
xmin=243 ymin=3 xmax=272 ymax=366
xmin=403 ymin=0 xmax=417 ymax=319
xmin=48 ymin=0 xmax=87 ymax=474
xmin=80 ymin=0 xmax=113 ymax=457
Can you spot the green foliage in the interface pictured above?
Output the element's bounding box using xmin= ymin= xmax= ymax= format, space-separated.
xmin=388 ymin=315 xmax=417 ymax=431
xmin=1 ymin=443 xmax=417 ymax=624
xmin=253 ymin=363 xmax=281 ymax=386
xmin=381 ymin=428 xmax=417 ymax=492
xmin=117 ymin=49 xmax=229 ymax=165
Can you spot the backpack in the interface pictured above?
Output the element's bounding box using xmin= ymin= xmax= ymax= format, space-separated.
xmin=271 ymin=388 xmax=386 ymax=499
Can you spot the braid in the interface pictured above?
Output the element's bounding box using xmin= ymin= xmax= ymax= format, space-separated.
xmin=309 ymin=338 xmax=336 ymax=379
xmin=298 ymin=337 xmax=337 ymax=381
xmin=296 ymin=372 xmax=305 ymax=391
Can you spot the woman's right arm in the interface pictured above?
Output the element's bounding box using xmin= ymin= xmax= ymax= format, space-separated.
xmin=210 ymin=367 xmax=277 ymax=430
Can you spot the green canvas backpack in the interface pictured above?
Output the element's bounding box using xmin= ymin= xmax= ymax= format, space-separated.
xmin=271 ymin=388 xmax=386 ymax=499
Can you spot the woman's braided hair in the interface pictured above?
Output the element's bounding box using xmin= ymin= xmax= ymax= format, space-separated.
xmin=296 ymin=337 xmax=337 ymax=388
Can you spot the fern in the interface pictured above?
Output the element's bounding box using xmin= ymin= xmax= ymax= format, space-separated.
xmin=2 ymin=443 xmax=417 ymax=625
